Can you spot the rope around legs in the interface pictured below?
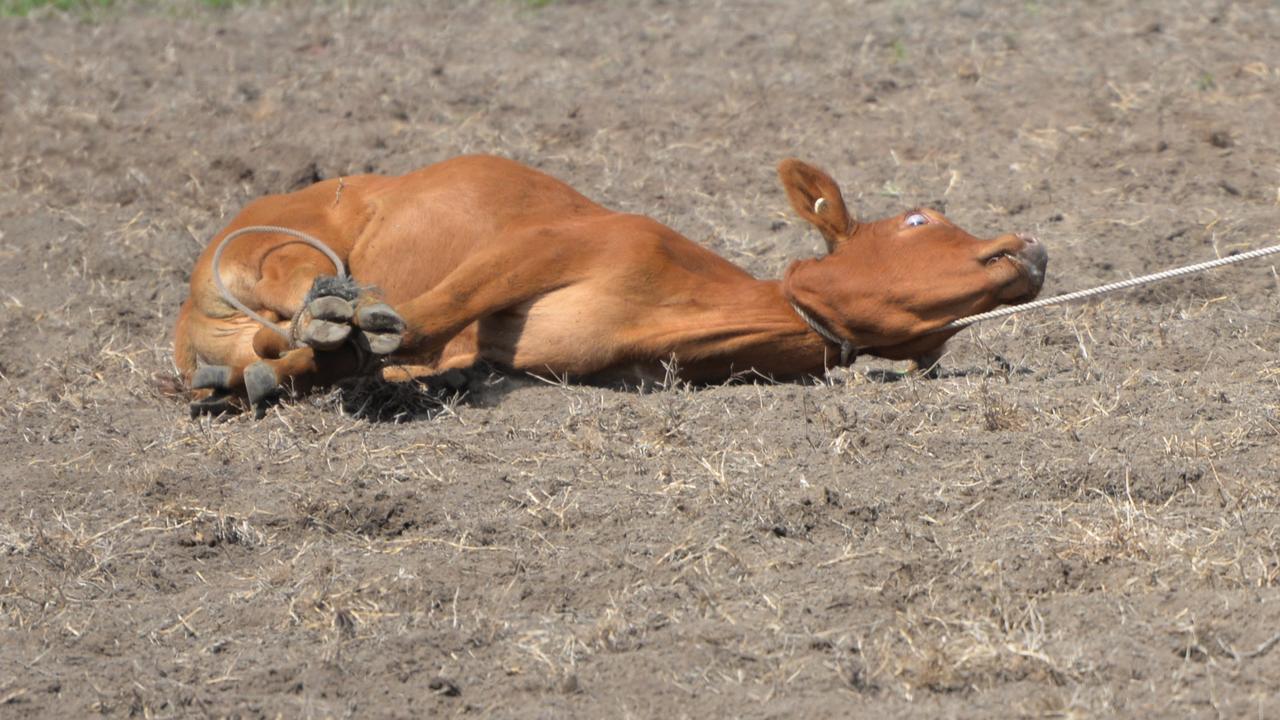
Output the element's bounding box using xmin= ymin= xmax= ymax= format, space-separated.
xmin=211 ymin=225 xmax=348 ymax=342
xmin=934 ymin=243 xmax=1280 ymax=333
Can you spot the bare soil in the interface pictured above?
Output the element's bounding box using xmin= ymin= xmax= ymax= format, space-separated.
xmin=2 ymin=1 xmax=1279 ymax=717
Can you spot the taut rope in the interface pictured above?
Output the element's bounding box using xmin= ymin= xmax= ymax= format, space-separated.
xmin=934 ymin=243 xmax=1280 ymax=333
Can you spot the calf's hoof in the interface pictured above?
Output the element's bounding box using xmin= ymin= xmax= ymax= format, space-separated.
xmin=189 ymin=364 xmax=236 ymax=417
xmin=355 ymin=302 xmax=406 ymax=355
xmin=244 ymin=361 xmax=282 ymax=419
xmin=908 ymin=351 xmax=943 ymax=379
xmin=294 ymin=277 xmax=404 ymax=358
xmin=192 ymin=363 xmax=234 ymax=390
xmin=189 ymin=391 xmax=234 ymax=418
xmin=296 ymin=294 xmax=355 ymax=350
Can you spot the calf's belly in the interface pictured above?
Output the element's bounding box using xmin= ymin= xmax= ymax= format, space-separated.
xmin=480 ymin=288 xmax=630 ymax=377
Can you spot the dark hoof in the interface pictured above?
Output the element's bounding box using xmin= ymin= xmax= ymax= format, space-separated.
xmin=355 ymin=303 xmax=405 ymax=355
xmin=908 ymin=347 xmax=944 ymax=379
xmin=912 ymin=364 xmax=941 ymax=379
xmin=244 ymin=361 xmax=282 ymax=418
xmin=299 ymin=318 xmax=352 ymax=350
xmin=189 ymin=391 xmax=234 ymax=418
xmin=356 ymin=329 xmax=403 ymax=355
xmin=308 ymin=295 xmax=355 ymax=323
xmin=356 ymin=303 xmax=404 ymax=332
xmin=192 ymin=364 xmax=233 ymax=390
xmin=296 ymin=276 xmax=401 ymax=358
xmin=297 ymin=294 xmax=356 ymax=350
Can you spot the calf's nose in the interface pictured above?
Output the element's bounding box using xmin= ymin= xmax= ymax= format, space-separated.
xmin=1016 ymin=233 xmax=1048 ymax=287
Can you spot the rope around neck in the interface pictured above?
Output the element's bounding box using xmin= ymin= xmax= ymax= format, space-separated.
xmin=934 ymin=242 xmax=1280 ymax=333
xmin=211 ymin=225 xmax=348 ymax=342
xmin=790 ymin=302 xmax=857 ymax=365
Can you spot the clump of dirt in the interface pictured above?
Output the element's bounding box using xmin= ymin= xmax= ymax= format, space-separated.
xmin=1 ymin=2 xmax=1279 ymax=717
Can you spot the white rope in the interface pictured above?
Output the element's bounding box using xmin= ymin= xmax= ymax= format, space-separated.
xmin=791 ymin=302 xmax=856 ymax=365
xmin=934 ymin=243 xmax=1280 ymax=333
xmin=211 ymin=225 xmax=348 ymax=342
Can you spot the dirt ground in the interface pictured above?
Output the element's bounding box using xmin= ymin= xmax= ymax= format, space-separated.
xmin=1 ymin=0 xmax=1279 ymax=717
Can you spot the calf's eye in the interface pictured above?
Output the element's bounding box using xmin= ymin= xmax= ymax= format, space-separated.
xmin=905 ymin=212 xmax=929 ymax=227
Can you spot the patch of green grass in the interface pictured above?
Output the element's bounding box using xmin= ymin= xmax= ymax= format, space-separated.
xmin=0 ymin=0 xmax=111 ymax=16
xmin=890 ymin=38 xmax=907 ymax=63
xmin=0 ymin=0 xmax=251 ymax=17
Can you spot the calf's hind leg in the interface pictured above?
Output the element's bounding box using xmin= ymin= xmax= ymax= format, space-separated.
xmin=240 ymin=343 xmax=369 ymax=418
xmin=186 ymin=238 xmax=405 ymax=415
xmin=190 ymin=284 xmax=406 ymax=416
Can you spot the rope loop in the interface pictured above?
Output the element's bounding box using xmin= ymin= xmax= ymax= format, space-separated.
xmin=210 ymin=225 xmax=348 ymax=342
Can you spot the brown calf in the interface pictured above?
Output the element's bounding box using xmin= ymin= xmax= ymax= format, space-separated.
xmin=174 ymin=155 xmax=1047 ymax=415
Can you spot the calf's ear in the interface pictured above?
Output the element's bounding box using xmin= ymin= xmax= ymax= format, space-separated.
xmin=777 ymin=159 xmax=855 ymax=253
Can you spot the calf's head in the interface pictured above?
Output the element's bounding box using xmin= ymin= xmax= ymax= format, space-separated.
xmin=778 ymin=159 xmax=1048 ymax=361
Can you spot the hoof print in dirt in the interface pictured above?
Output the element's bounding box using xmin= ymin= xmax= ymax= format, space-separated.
xmin=244 ymin=361 xmax=283 ymax=418
xmin=428 ymin=677 xmax=461 ymax=697
xmin=355 ymin=302 xmax=406 ymax=355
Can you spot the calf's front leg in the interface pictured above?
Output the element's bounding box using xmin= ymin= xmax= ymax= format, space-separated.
xmin=391 ymin=235 xmax=592 ymax=361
